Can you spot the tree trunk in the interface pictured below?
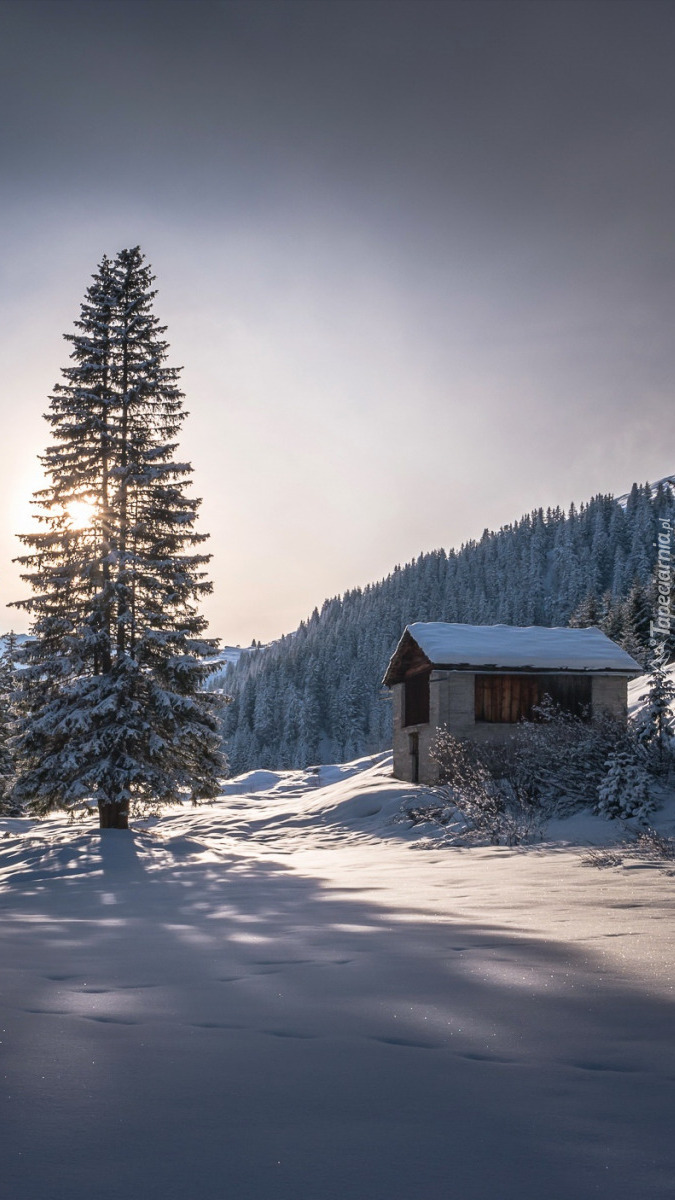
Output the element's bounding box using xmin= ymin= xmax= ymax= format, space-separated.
xmin=98 ymin=802 xmax=129 ymax=829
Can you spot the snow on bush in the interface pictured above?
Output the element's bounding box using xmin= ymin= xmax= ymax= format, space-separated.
xmin=411 ymin=729 xmax=544 ymax=846
xmin=595 ymin=750 xmax=655 ymax=821
xmin=582 ymin=826 xmax=675 ymax=869
xmin=403 ymin=696 xmax=667 ymax=843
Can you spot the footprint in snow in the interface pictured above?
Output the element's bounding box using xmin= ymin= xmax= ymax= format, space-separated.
xmin=372 ymin=1035 xmax=441 ymax=1050
xmin=263 ymin=1029 xmax=317 ymax=1040
xmin=460 ymin=1052 xmax=514 ymax=1064
xmin=253 ymin=958 xmax=314 ymax=966
xmin=83 ymin=1015 xmax=139 ymax=1025
xmin=570 ymin=1061 xmax=640 ymax=1073
xmin=25 ymin=1008 xmax=69 ymax=1016
xmin=190 ymin=1021 xmax=244 ymax=1030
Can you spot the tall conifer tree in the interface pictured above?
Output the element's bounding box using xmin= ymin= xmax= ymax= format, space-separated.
xmin=13 ymin=248 xmax=224 ymax=828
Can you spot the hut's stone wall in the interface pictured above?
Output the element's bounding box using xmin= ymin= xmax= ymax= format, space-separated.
xmin=591 ymin=675 xmax=628 ymax=720
xmin=391 ymin=681 xmax=441 ymax=785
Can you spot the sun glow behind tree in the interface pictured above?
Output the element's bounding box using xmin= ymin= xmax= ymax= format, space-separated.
xmin=64 ymin=497 xmax=98 ymax=530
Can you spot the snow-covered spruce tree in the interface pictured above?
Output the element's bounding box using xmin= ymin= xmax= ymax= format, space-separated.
xmin=568 ymin=591 xmax=602 ymax=628
xmin=596 ymin=751 xmax=654 ymax=822
xmin=12 ymin=247 xmax=224 ymax=829
xmin=635 ymin=663 xmax=675 ymax=766
xmin=619 ymin=579 xmax=652 ymax=665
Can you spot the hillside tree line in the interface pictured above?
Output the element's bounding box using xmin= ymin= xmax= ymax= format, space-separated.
xmin=217 ymin=482 xmax=675 ymax=773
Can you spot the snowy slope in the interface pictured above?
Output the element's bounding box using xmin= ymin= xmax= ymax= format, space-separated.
xmin=204 ymin=643 xmax=251 ymax=670
xmin=213 ymin=644 xmax=248 ymax=666
xmin=628 ymin=662 xmax=675 ymax=716
xmin=615 ymin=473 xmax=675 ymax=507
xmin=206 ymin=634 xmax=294 ymax=677
xmin=1 ymin=757 xmax=674 ymax=1200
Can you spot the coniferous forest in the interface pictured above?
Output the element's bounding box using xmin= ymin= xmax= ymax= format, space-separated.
xmin=217 ymin=481 xmax=675 ymax=773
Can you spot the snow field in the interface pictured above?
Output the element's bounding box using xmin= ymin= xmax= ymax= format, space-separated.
xmin=1 ymin=754 xmax=674 ymax=1200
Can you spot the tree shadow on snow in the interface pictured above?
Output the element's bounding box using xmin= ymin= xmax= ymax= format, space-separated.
xmin=0 ymin=821 xmax=673 ymax=1200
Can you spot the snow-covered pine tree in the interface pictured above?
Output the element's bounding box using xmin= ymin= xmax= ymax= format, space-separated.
xmin=12 ymin=247 xmax=224 ymax=829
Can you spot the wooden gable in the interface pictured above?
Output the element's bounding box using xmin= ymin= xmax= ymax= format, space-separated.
xmin=383 ymin=630 xmax=432 ymax=687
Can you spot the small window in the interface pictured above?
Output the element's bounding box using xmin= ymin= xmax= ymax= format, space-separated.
xmin=404 ymin=671 xmax=430 ymax=726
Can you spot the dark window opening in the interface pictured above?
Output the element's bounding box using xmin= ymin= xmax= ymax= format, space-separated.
xmin=404 ymin=670 xmax=430 ymax=726
xmin=475 ymin=674 xmax=592 ymax=723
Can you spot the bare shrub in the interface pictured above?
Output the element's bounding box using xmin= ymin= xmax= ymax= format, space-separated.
xmin=630 ymin=827 xmax=675 ymax=861
xmin=487 ymin=698 xmax=655 ymax=820
xmin=506 ymin=699 xmax=636 ymax=815
xmin=423 ymin=730 xmax=543 ymax=846
xmin=402 ymin=693 xmax=667 ymax=846
xmin=580 ymin=847 xmax=625 ymax=868
xmin=581 ymin=827 xmax=675 ymax=871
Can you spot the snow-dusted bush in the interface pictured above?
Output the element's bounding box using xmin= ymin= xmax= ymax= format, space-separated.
xmin=595 ymin=751 xmax=655 ymax=822
xmin=445 ymin=698 xmax=635 ymax=820
xmin=421 ymin=730 xmax=543 ymax=846
xmin=406 ymin=692 xmax=667 ymax=842
xmin=631 ymin=826 xmax=675 ymax=860
xmin=582 ymin=827 xmax=675 ymax=869
xmin=499 ymin=699 xmax=633 ymax=816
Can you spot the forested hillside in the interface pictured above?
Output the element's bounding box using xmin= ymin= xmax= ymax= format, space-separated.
xmin=216 ymin=480 xmax=675 ymax=772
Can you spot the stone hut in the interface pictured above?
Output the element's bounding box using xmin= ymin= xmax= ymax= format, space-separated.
xmin=383 ymin=622 xmax=642 ymax=784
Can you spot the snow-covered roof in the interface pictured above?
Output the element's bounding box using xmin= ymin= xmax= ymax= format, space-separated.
xmin=384 ymin=622 xmax=642 ymax=684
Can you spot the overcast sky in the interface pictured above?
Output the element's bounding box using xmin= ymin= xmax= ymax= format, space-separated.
xmin=1 ymin=0 xmax=674 ymax=642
